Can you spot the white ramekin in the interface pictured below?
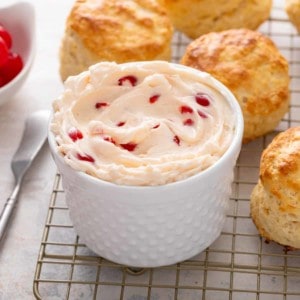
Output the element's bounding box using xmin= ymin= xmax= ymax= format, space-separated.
xmin=48 ymin=62 xmax=244 ymax=268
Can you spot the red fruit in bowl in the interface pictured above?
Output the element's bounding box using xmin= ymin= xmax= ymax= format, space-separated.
xmin=0 ymin=75 xmax=4 ymax=88
xmin=0 ymin=24 xmax=12 ymax=49
xmin=0 ymin=52 xmax=23 ymax=85
xmin=0 ymin=37 xmax=9 ymax=67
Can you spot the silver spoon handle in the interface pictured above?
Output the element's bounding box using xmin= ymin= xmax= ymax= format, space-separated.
xmin=0 ymin=182 xmax=21 ymax=243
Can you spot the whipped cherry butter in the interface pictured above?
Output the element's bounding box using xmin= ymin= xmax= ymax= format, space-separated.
xmin=51 ymin=61 xmax=235 ymax=186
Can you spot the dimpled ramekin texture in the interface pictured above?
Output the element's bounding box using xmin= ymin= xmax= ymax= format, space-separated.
xmin=53 ymin=149 xmax=236 ymax=268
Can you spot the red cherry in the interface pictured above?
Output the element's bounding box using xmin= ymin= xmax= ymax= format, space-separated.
xmin=183 ymin=118 xmax=194 ymax=126
xmin=118 ymin=75 xmax=137 ymax=86
xmin=0 ymin=76 xmax=4 ymax=87
xmin=173 ymin=135 xmax=180 ymax=146
xmin=180 ymin=105 xmax=193 ymax=114
xmin=0 ymin=25 xmax=12 ymax=49
xmin=120 ymin=142 xmax=137 ymax=152
xmin=68 ymin=127 xmax=83 ymax=142
xmin=0 ymin=52 xmax=23 ymax=84
xmin=0 ymin=37 xmax=9 ymax=67
xmin=195 ymin=93 xmax=210 ymax=106
xmin=198 ymin=110 xmax=208 ymax=119
xmin=117 ymin=121 xmax=126 ymax=127
xmin=95 ymin=102 xmax=108 ymax=109
xmin=77 ymin=153 xmax=95 ymax=163
xmin=103 ymin=136 xmax=116 ymax=144
xmin=149 ymin=94 xmax=160 ymax=104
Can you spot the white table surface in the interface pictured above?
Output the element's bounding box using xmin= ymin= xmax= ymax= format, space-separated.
xmin=0 ymin=1 xmax=74 ymax=299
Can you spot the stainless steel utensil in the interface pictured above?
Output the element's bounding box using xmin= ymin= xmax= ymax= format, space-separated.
xmin=0 ymin=110 xmax=50 ymax=243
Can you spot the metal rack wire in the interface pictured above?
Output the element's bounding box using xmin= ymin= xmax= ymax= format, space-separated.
xmin=33 ymin=1 xmax=300 ymax=299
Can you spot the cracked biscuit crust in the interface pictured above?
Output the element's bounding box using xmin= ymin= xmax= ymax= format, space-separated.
xmin=60 ymin=0 xmax=173 ymax=81
xmin=158 ymin=0 xmax=272 ymax=39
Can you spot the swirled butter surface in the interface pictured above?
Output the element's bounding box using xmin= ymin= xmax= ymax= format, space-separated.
xmin=51 ymin=61 xmax=235 ymax=186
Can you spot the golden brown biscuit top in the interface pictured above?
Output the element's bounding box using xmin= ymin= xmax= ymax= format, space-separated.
xmin=260 ymin=127 xmax=300 ymax=212
xmin=67 ymin=0 xmax=173 ymax=58
xmin=285 ymin=0 xmax=300 ymax=14
xmin=285 ymin=0 xmax=300 ymax=32
xmin=158 ymin=0 xmax=243 ymax=20
xmin=181 ymin=29 xmax=289 ymax=116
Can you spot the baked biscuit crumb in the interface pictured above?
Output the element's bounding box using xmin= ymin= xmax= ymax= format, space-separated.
xmin=250 ymin=127 xmax=300 ymax=249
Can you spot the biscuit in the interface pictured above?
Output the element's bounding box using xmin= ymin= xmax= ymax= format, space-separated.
xmin=285 ymin=0 xmax=300 ymax=33
xmin=157 ymin=0 xmax=272 ymax=39
xmin=250 ymin=127 xmax=300 ymax=249
xmin=59 ymin=0 xmax=173 ymax=81
xmin=181 ymin=29 xmax=290 ymax=143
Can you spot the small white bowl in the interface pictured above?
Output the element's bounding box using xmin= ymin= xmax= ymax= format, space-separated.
xmin=49 ymin=62 xmax=244 ymax=268
xmin=0 ymin=1 xmax=35 ymax=106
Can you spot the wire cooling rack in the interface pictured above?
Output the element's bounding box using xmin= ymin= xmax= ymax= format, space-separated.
xmin=33 ymin=1 xmax=300 ymax=299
